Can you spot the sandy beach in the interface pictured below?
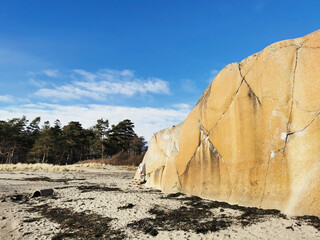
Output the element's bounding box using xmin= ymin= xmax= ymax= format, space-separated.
xmin=0 ymin=164 xmax=319 ymax=240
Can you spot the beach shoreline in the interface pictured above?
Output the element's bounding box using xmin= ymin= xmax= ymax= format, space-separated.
xmin=1 ymin=165 xmax=319 ymax=239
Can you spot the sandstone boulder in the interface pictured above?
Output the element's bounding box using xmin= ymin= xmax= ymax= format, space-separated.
xmin=136 ymin=30 xmax=320 ymax=217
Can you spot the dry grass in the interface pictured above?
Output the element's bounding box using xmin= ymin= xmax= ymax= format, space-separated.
xmin=76 ymin=151 xmax=144 ymax=167
xmin=0 ymin=163 xmax=109 ymax=172
xmin=0 ymin=152 xmax=143 ymax=172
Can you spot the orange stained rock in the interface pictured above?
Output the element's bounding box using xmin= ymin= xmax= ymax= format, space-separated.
xmin=136 ymin=30 xmax=320 ymax=217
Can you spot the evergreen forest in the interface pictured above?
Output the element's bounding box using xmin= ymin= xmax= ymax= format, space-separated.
xmin=0 ymin=117 xmax=147 ymax=165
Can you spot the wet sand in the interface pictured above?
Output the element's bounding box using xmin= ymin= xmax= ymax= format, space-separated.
xmin=0 ymin=165 xmax=319 ymax=239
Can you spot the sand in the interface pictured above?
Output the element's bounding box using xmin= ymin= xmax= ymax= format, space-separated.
xmin=0 ymin=165 xmax=319 ymax=239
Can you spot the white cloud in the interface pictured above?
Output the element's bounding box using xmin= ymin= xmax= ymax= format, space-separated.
xmin=43 ymin=69 xmax=59 ymax=77
xmin=73 ymin=78 xmax=169 ymax=96
xmin=95 ymin=69 xmax=135 ymax=81
xmin=35 ymin=85 xmax=97 ymax=101
xmin=173 ymin=103 xmax=192 ymax=110
xmin=34 ymin=68 xmax=170 ymax=101
xmin=73 ymin=69 xmax=97 ymax=81
xmin=0 ymin=103 xmax=190 ymax=141
xmin=0 ymin=95 xmax=14 ymax=103
xmin=29 ymin=78 xmax=48 ymax=88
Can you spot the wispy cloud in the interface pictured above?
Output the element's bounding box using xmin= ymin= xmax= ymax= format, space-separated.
xmin=0 ymin=95 xmax=14 ymax=103
xmin=34 ymin=68 xmax=170 ymax=101
xmin=26 ymin=69 xmax=59 ymax=88
xmin=29 ymin=78 xmax=48 ymax=88
xmin=43 ymin=69 xmax=59 ymax=77
xmin=0 ymin=103 xmax=189 ymax=141
xmin=73 ymin=69 xmax=97 ymax=81
xmin=181 ymin=79 xmax=198 ymax=93
xmin=173 ymin=103 xmax=192 ymax=110
xmin=35 ymin=85 xmax=95 ymax=101
xmin=74 ymin=78 xmax=168 ymax=96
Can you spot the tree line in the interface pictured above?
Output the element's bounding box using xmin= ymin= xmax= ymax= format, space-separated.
xmin=0 ymin=117 xmax=147 ymax=165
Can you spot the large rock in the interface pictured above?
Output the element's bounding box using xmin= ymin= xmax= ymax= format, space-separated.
xmin=136 ymin=30 xmax=320 ymax=217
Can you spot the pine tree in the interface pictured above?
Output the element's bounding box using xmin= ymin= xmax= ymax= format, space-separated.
xmin=91 ymin=118 xmax=109 ymax=159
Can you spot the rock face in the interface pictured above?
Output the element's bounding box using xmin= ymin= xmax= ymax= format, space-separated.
xmin=136 ymin=30 xmax=320 ymax=217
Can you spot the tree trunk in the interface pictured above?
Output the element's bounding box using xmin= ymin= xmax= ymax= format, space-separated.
xmin=101 ymin=144 xmax=105 ymax=159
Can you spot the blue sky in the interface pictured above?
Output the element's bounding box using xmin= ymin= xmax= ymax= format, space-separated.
xmin=0 ymin=0 xmax=319 ymax=140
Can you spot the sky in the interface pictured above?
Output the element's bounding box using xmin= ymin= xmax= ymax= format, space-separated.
xmin=0 ymin=0 xmax=319 ymax=141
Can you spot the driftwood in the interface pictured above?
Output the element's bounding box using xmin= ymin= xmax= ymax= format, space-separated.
xmin=32 ymin=189 xmax=54 ymax=198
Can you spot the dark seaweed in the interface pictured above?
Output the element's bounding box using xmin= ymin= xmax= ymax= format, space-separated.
xmin=129 ymin=193 xmax=287 ymax=235
xmin=27 ymin=204 xmax=125 ymax=239
xmin=295 ymin=215 xmax=320 ymax=231
xmin=77 ymin=185 xmax=121 ymax=193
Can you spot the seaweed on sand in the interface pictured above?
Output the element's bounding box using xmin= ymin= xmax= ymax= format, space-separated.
xmin=27 ymin=204 xmax=125 ymax=239
xmin=77 ymin=185 xmax=121 ymax=193
xmin=129 ymin=193 xmax=287 ymax=236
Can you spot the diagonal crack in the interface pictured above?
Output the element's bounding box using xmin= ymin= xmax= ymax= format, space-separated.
xmin=207 ymin=138 xmax=234 ymax=200
xmin=239 ymin=64 xmax=262 ymax=106
xmin=178 ymin=144 xmax=199 ymax=178
xmin=288 ymin=111 xmax=320 ymax=135
xmin=207 ymin=80 xmax=244 ymax=135
xmin=293 ymin=97 xmax=320 ymax=113
xmin=154 ymin=134 xmax=169 ymax=158
xmin=239 ymin=50 xmax=261 ymax=75
xmin=206 ymin=63 xmax=262 ymax=137
xmin=243 ymin=79 xmax=262 ymax=106
xmin=178 ymin=131 xmax=234 ymax=197
xmin=198 ymin=120 xmax=209 ymax=135
xmin=179 ymin=120 xmax=215 ymax=176
xmin=206 ymin=136 xmax=220 ymax=158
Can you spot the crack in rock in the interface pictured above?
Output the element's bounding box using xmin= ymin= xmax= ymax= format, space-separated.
xmin=289 ymin=111 xmax=320 ymax=135
xmin=238 ymin=64 xmax=262 ymax=106
xmin=179 ymin=133 xmax=234 ymax=197
xmin=259 ymin=42 xmax=305 ymax=207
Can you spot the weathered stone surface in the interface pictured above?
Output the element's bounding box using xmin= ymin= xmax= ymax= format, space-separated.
xmin=136 ymin=30 xmax=320 ymax=217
